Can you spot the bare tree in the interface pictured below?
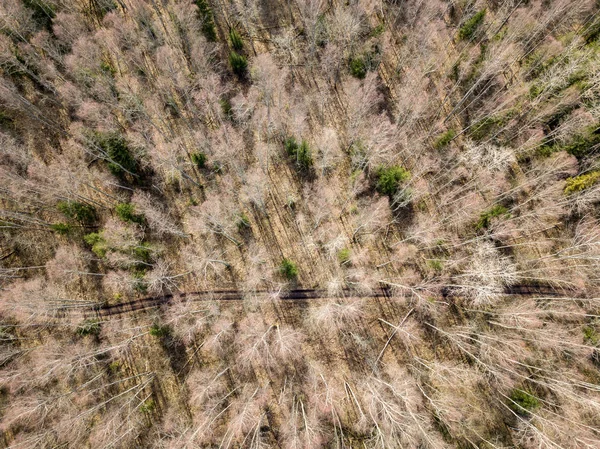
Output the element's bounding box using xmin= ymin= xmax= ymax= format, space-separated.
xmin=132 ymin=191 xmax=187 ymax=237
xmin=454 ymin=241 xmax=518 ymax=306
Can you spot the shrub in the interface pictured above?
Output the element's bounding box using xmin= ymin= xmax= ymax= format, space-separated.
xmin=458 ymin=9 xmax=486 ymax=41
xmin=51 ymin=223 xmax=71 ymax=235
xmin=296 ymin=140 xmax=313 ymax=171
xmin=194 ymin=0 xmax=217 ymax=41
xmin=584 ymin=326 xmax=599 ymax=345
xmin=229 ymin=29 xmax=243 ymax=51
xmin=84 ymin=232 xmax=107 ymax=258
xmin=583 ymin=17 xmax=600 ymax=44
xmin=220 ymin=98 xmax=233 ymax=119
xmin=508 ymin=388 xmax=540 ymax=415
xmin=236 ymin=212 xmax=251 ymax=231
xmin=212 ymin=161 xmax=223 ymax=174
xmin=349 ymin=57 xmax=367 ymax=79
xmin=376 ymin=166 xmax=410 ymax=196
xmin=57 ymin=201 xmax=97 ymax=224
xmin=139 ymin=399 xmax=156 ymax=413
xmin=132 ymin=243 xmax=153 ymax=265
xmin=285 ymin=137 xmax=298 ymax=155
xmin=115 ymin=203 xmax=145 ymax=224
xmin=229 ymin=51 xmax=248 ymax=76
xmin=92 ymin=132 xmax=139 ymax=180
xmin=564 ymin=170 xmax=600 ymax=194
xmin=433 ymin=129 xmax=456 ymax=149
xmin=476 ymin=205 xmax=509 ymax=229
xmin=285 ymin=137 xmax=313 ymax=172
xmin=108 ymin=361 xmax=121 ymax=373
xmin=280 ymin=258 xmax=298 ymax=280
xmin=100 ymin=59 xmax=116 ymax=76
xmin=538 ymin=125 xmax=600 ymax=159
xmin=149 ymin=323 xmax=171 ymax=338
xmin=191 ymin=152 xmax=207 ymax=168
xmin=529 ymin=83 xmax=543 ymax=99
xmin=77 ymin=319 xmax=101 ymax=337
xmin=337 ymin=248 xmax=351 ymax=265
xmin=370 ymin=23 xmax=385 ymax=37
xmin=427 ymin=259 xmax=444 ymax=271
xmin=469 ymin=114 xmax=510 ymax=141
xmin=133 ymin=272 xmax=148 ymax=293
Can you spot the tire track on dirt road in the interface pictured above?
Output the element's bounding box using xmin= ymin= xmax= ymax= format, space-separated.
xmin=90 ymin=283 xmax=571 ymax=317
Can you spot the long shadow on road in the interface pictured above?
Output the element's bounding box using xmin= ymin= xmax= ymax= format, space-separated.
xmin=92 ymin=283 xmax=571 ymax=317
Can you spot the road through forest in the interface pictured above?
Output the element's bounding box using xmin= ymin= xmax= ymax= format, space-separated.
xmin=91 ymin=283 xmax=572 ymax=316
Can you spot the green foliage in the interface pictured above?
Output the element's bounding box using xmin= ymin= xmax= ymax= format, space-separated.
xmin=433 ymin=129 xmax=456 ymax=149
xmin=285 ymin=137 xmax=313 ymax=172
xmin=349 ymin=57 xmax=367 ymax=79
xmin=50 ymin=223 xmax=71 ymax=235
xmin=296 ymin=140 xmax=313 ymax=172
xmin=194 ymin=0 xmax=217 ymax=41
xmin=280 ymin=258 xmax=298 ymax=280
xmin=583 ymin=17 xmax=600 ymax=44
xmin=229 ymin=29 xmax=243 ymax=51
xmin=220 ymin=98 xmax=233 ymax=119
xmin=539 ymin=128 xmax=600 ymax=158
xmin=92 ymin=132 xmax=139 ymax=180
xmin=284 ymin=137 xmax=298 ymax=155
xmin=57 ymin=201 xmax=97 ymax=224
xmin=583 ymin=326 xmax=599 ymax=345
xmin=337 ymin=248 xmax=351 ymax=265
xmin=100 ymin=59 xmax=116 ymax=76
xmin=236 ymin=212 xmax=251 ymax=231
xmin=229 ymin=51 xmax=248 ymax=76
xmin=476 ymin=205 xmax=509 ymax=230
xmin=191 ymin=152 xmax=207 ymax=168
xmin=132 ymin=272 xmax=148 ymax=293
xmin=212 ymin=161 xmax=223 ymax=174
xmin=561 ymin=126 xmax=600 ymax=158
xmin=529 ymin=83 xmax=543 ymax=99
xmin=508 ymin=389 xmax=540 ymax=415
xmin=566 ymin=70 xmax=587 ymax=91
xmin=462 ymin=42 xmax=488 ymax=85
xmin=469 ymin=114 xmax=510 ymax=141
xmin=132 ymin=243 xmax=153 ymax=265
xmin=525 ymin=52 xmax=558 ymax=80
xmin=448 ymin=59 xmax=461 ymax=82
xmin=529 ymin=62 xmax=587 ymax=100
xmin=115 ymin=203 xmax=145 ymax=224
xmin=149 ymin=323 xmax=171 ymax=338
xmin=108 ymin=361 xmax=121 ymax=373
xmin=139 ymin=399 xmax=156 ymax=413
xmin=84 ymin=232 xmax=107 ymax=258
xmin=427 ymin=259 xmax=444 ymax=271
xmin=375 ymin=166 xmax=410 ymax=196
xmin=83 ymin=232 xmax=103 ymax=245
xmin=370 ymin=23 xmax=385 ymax=38
xmin=77 ymin=319 xmax=101 ymax=337
xmin=564 ymin=170 xmax=600 ymax=194
xmin=458 ymin=9 xmax=486 ymax=41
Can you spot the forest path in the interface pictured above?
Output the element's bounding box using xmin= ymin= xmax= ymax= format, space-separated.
xmin=90 ymin=283 xmax=570 ymax=317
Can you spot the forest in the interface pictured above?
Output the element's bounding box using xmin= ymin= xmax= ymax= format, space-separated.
xmin=1 ymin=0 xmax=600 ymax=447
